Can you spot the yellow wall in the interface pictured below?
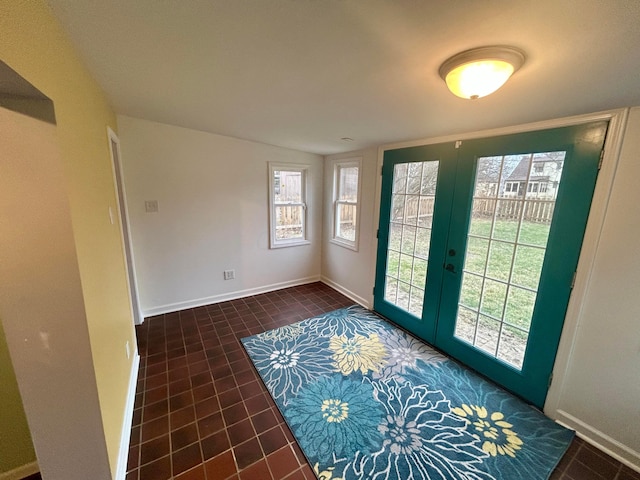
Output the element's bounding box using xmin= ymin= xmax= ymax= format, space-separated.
xmin=0 ymin=322 xmax=36 ymax=473
xmin=0 ymin=0 xmax=137 ymax=475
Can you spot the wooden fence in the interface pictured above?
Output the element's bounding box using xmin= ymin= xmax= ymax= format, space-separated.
xmin=473 ymin=198 xmax=555 ymax=223
xmin=392 ymin=196 xmax=554 ymax=225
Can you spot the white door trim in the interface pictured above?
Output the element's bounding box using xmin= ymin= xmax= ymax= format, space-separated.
xmin=108 ymin=127 xmax=144 ymax=325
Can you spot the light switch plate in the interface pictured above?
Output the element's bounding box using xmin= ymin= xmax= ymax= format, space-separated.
xmin=145 ymin=200 xmax=159 ymax=213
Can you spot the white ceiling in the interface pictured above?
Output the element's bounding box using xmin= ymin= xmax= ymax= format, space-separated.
xmin=47 ymin=0 xmax=640 ymax=155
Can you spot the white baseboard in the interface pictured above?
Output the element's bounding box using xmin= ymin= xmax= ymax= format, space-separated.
xmin=554 ymin=410 xmax=640 ymax=473
xmin=142 ymin=276 xmax=322 ymax=317
xmin=0 ymin=461 xmax=39 ymax=480
xmin=115 ymin=352 xmax=140 ymax=480
xmin=320 ymin=276 xmax=372 ymax=309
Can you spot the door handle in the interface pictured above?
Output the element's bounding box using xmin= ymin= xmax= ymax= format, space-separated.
xmin=445 ymin=263 xmax=456 ymax=273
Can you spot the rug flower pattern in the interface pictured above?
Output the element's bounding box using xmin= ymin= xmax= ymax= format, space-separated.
xmin=241 ymin=306 xmax=574 ymax=480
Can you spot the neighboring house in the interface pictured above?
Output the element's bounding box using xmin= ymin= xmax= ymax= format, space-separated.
xmin=502 ymin=153 xmax=564 ymax=200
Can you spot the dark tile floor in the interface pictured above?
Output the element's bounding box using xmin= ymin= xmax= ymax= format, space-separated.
xmin=125 ymin=282 xmax=639 ymax=480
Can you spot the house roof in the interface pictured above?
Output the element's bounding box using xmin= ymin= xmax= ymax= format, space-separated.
xmin=47 ymin=0 xmax=640 ymax=155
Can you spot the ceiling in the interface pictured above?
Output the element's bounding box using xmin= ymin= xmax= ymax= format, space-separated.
xmin=47 ymin=0 xmax=640 ymax=155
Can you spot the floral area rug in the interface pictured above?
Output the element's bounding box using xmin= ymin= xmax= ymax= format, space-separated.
xmin=241 ymin=305 xmax=574 ymax=480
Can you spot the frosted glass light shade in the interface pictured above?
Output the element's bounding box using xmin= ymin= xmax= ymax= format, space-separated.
xmin=439 ymin=47 xmax=525 ymax=100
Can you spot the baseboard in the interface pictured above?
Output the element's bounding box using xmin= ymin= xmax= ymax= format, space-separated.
xmin=0 ymin=461 xmax=39 ymax=480
xmin=554 ymin=410 xmax=640 ymax=473
xmin=115 ymin=352 xmax=140 ymax=480
xmin=320 ymin=276 xmax=372 ymax=309
xmin=142 ymin=276 xmax=322 ymax=317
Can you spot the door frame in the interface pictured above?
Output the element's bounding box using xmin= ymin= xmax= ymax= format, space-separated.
xmin=108 ymin=127 xmax=144 ymax=325
xmin=371 ymin=109 xmax=628 ymax=413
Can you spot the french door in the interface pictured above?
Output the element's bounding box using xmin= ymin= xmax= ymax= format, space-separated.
xmin=374 ymin=122 xmax=608 ymax=407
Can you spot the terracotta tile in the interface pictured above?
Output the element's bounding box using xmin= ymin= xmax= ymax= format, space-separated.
xmin=204 ymin=450 xmax=237 ymax=479
xmin=233 ymin=437 xmax=263 ymax=470
xmin=283 ymin=469 xmax=307 ymax=480
xmin=566 ymin=460 xmax=609 ymax=480
xmin=172 ymin=423 xmax=199 ymax=450
xmin=219 ymin=388 xmax=243 ymax=408
xmin=140 ymin=434 xmax=170 ymax=466
xmin=620 ymin=466 xmax=640 ymax=480
xmin=239 ymin=458 xmax=272 ymax=480
xmin=215 ymin=375 xmax=238 ymax=393
xmin=259 ymin=426 xmax=288 ymax=456
xmin=245 ymin=393 xmax=270 ymax=415
xmin=190 ymin=371 xmax=213 ymax=387
xmin=127 ymin=444 xmax=139 ymax=471
xmin=251 ymin=409 xmax=278 ymax=434
xmin=577 ymin=443 xmax=620 ymax=478
xmin=168 ymin=366 xmax=189 ymax=383
xmin=223 ymin=402 xmax=248 ymax=427
xmin=171 ymin=406 xmax=196 ymax=430
xmin=239 ymin=380 xmax=264 ymax=399
xmin=130 ymin=425 xmax=141 ymax=447
xmin=195 ymin=396 xmax=220 ymax=419
xmin=267 ymin=445 xmax=299 ymax=480
xmin=198 ymin=411 xmax=225 ymax=438
xmin=170 ymin=390 xmax=194 ymax=412
xmin=172 ymin=443 xmax=203 ymax=476
xmin=141 ymin=415 xmax=169 ymax=443
xmin=228 ymin=418 xmax=256 ymax=446
xmin=125 ymin=469 xmax=138 ymax=480
xmin=169 ymin=378 xmax=192 ymax=396
xmin=291 ymin=442 xmax=307 ymax=466
xmin=139 ymin=455 xmax=171 ymax=480
xmin=143 ymin=398 xmax=168 ymax=421
xmin=132 ymin=284 xmax=632 ymax=480
xmin=201 ymin=430 xmax=230 ymax=461
xmin=145 ymin=386 xmax=168 ymax=405
xmin=174 ymin=465 xmax=206 ymax=480
xmin=192 ymin=383 xmax=216 ymax=402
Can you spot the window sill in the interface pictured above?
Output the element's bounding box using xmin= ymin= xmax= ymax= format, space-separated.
xmin=270 ymin=239 xmax=311 ymax=249
xmin=329 ymin=238 xmax=358 ymax=252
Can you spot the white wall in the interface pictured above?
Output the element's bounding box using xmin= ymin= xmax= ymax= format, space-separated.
xmin=547 ymin=107 xmax=640 ymax=468
xmin=117 ymin=115 xmax=324 ymax=315
xmin=321 ymin=148 xmax=378 ymax=307
xmin=0 ymin=108 xmax=111 ymax=479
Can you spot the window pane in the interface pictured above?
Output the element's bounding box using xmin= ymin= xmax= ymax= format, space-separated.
xmin=274 ymin=170 xmax=301 ymax=203
xmin=338 ymin=166 xmax=358 ymax=201
xmin=275 ymin=205 xmax=303 ymax=240
xmin=336 ymin=203 xmax=356 ymax=242
xmin=384 ymin=160 xmax=439 ymax=314
xmin=454 ymin=151 xmax=566 ymax=370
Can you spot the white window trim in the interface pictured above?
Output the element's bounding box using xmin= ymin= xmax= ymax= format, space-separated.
xmin=330 ymin=158 xmax=362 ymax=251
xmin=268 ymin=162 xmax=310 ymax=249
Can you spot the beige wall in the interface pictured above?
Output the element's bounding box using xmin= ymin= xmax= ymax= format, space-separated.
xmin=0 ymin=1 xmax=137 ymax=476
xmin=117 ymin=115 xmax=324 ymax=315
xmin=322 ymin=148 xmax=379 ymax=307
xmin=0 ymin=323 xmax=36 ymax=474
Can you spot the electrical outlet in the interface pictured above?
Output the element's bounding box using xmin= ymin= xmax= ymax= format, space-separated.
xmin=223 ymin=270 xmax=235 ymax=280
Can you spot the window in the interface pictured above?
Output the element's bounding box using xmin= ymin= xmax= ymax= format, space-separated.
xmin=505 ymin=181 xmax=519 ymax=193
xmin=332 ymin=159 xmax=361 ymax=250
xmin=269 ymin=163 xmax=309 ymax=248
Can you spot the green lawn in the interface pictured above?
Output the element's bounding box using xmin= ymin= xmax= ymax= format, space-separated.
xmin=386 ymin=217 xmax=550 ymax=334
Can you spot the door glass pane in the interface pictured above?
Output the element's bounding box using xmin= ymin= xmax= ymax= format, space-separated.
xmin=384 ymin=160 xmax=439 ymax=317
xmin=455 ymin=151 xmax=566 ymax=369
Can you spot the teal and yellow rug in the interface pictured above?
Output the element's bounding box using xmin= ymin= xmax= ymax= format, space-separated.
xmin=241 ymin=306 xmax=573 ymax=480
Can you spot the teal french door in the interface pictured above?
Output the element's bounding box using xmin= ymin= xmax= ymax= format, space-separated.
xmin=374 ymin=122 xmax=608 ymax=408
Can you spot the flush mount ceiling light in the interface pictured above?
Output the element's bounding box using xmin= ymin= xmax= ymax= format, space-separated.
xmin=439 ymin=46 xmax=525 ymax=100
